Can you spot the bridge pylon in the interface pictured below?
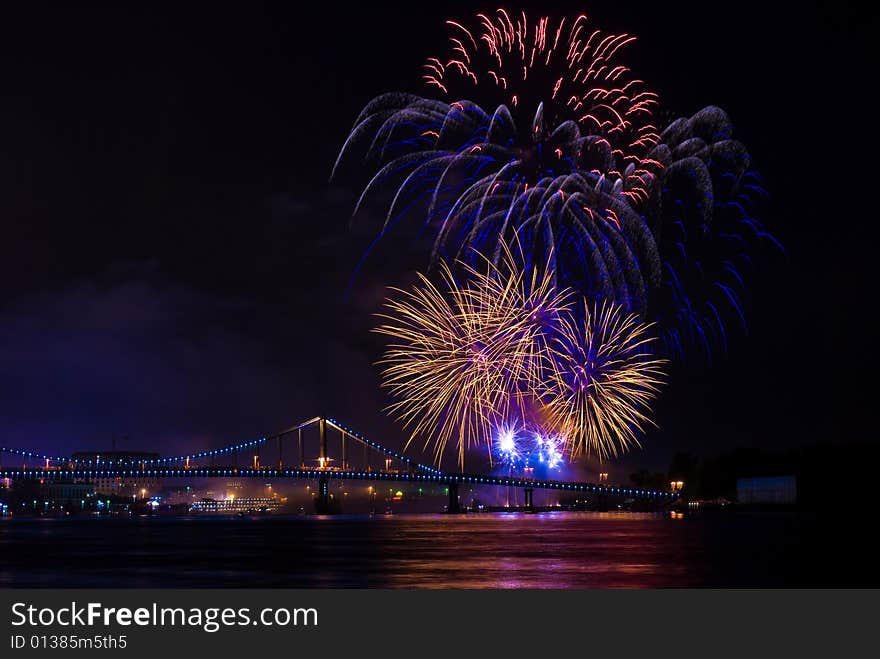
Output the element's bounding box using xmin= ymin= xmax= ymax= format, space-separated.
xmin=314 ymin=475 xmax=339 ymax=514
xmin=446 ymin=481 xmax=462 ymax=514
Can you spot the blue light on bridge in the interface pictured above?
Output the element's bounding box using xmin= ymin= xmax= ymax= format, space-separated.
xmin=2 ymin=424 xmax=681 ymax=500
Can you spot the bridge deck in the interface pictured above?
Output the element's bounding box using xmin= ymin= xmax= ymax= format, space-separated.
xmin=0 ymin=467 xmax=677 ymax=500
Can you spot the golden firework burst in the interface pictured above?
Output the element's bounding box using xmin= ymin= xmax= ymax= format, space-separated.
xmin=541 ymin=300 xmax=666 ymax=460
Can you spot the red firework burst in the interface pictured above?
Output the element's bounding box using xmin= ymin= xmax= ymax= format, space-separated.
xmin=424 ymin=9 xmax=660 ymax=176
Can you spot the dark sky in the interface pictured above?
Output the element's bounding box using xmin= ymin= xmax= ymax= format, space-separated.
xmin=1 ymin=1 xmax=875 ymax=473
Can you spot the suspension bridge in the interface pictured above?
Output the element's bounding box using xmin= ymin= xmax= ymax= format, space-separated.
xmin=1 ymin=416 xmax=679 ymax=513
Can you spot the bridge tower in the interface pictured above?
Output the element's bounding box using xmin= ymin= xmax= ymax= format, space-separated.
xmin=318 ymin=418 xmax=327 ymax=468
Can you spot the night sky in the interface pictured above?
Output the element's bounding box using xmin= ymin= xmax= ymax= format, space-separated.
xmin=1 ymin=1 xmax=875 ymax=473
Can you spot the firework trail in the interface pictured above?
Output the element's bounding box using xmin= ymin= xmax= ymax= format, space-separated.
xmin=333 ymin=9 xmax=780 ymax=358
xmin=529 ymin=431 xmax=564 ymax=472
xmin=541 ymin=300 xmax=666 ymax=460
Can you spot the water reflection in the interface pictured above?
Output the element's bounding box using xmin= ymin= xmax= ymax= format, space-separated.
xmin=0 ymin=511 xmax=866 ymax=588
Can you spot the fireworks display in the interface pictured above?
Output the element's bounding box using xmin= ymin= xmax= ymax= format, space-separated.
xmin=337 ymin=8 xmax=779 ymax=468
xmin=334 ymin=8 xmax=780 ymax=359
xmin=375 ymin=246 xmax=664 ymax=467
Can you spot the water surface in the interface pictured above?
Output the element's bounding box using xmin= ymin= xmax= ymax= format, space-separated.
xmin=0 ymin=511 xmax=871 ymax=588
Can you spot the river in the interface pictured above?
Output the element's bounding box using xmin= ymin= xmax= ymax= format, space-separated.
xmin=0 ymin=511 xmax=871 ymax=587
